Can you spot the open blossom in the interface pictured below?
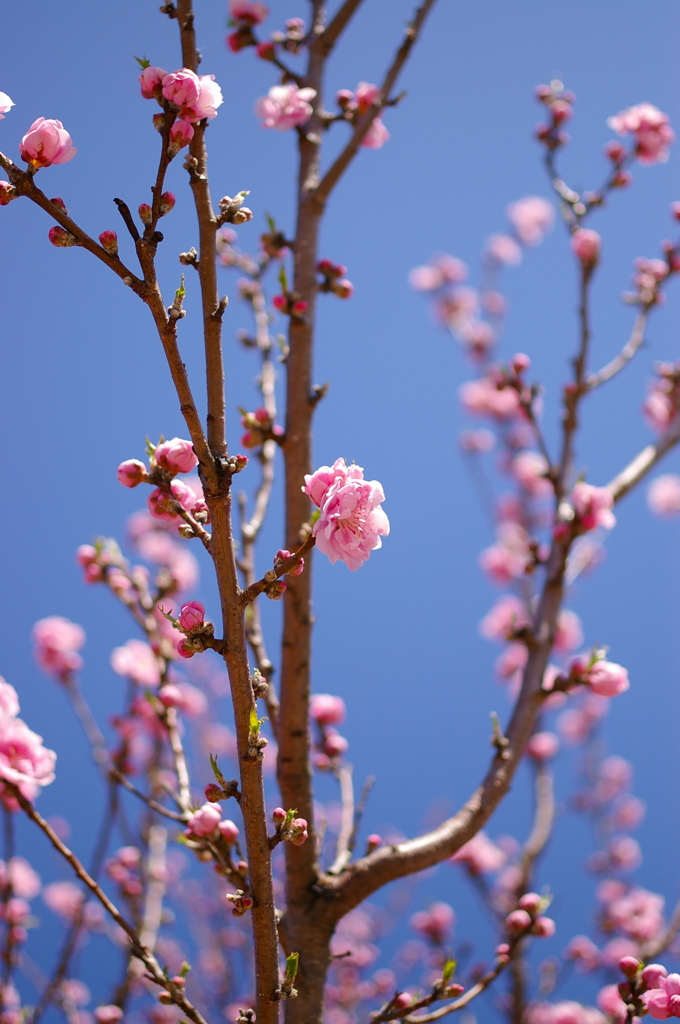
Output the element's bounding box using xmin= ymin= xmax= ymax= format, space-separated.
xmin=410 ymin=902 xmax=455 ymax=944
xmin=452 ymin=832 xmax=506 ymax=874
xmin=139 ymin=66 xmax=167 ymax=99
xmin=0 ymin=93 xmax=14 ymax=119
xmin=306 ymin=460 xmax=389 ymax=571
xmin=479 ymin=595 xmax=529 ymax=641
xmin=648 ymin=474 xmax=680 ymax=516
xmin=110 ymin=639 xmax=160 ymax=686
xmin=642 ymin=973 xmax=680 ymax=1020
xmin=33 ymin=617 xmax=85 ymax=678
xmin=506 ymin=196 xmax=554 ymax=246
xmin=571 ymin=482 xmax=616 ymax=531
xmin=608 ymin=103 xmax=674 ymax=165
xmin=255 ymin=84 xmax=316 ymax=130
xmin=147 ymin=479 xmax=198 ymax=523
xmin=161 ymin=69 xmax=223 ymax=122
xmin=480 ymin=522 xmax=533 ymax=585
xmin=20 ymin=118 xmax=76 ymax=168
xmin=597 ymin=984 xmax=628 ymax=1023
xmin=460 ymin=377 xmax=521 ymax=419
xmin=230 ymin=0 xmax=268 ymax=23
xmin=155 ymin=437 xmax=198 ymax=475
xmin=606 ymin=887 xmax=664 ymax=942
xmin=0 ymin=857 xmax=41 ymax=899
xmin=0 ymin=718 xmax=57 ymax=792
xmin=310 ymin=693 xmax=346 ymax=726
xmin=512 ymin=450 xmax=552 ymax=497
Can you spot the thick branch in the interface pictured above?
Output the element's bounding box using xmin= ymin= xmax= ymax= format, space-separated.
xmin=608 ymin=416 xmax=680 ymax=502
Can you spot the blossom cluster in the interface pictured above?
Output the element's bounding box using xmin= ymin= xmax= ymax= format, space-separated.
xmin=139 ymin=65 xmax=223 ymax=152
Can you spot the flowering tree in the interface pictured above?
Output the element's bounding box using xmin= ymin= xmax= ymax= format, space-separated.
xmin=2 ymin=5 xmax=680 ymax=1024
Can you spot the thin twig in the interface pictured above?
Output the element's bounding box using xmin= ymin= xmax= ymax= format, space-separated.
xmin=608 ymin=415 xmax=680 ymax=503
xmin=239 ymin=534 xmax=315 ymax=605
xmin=586 ymin=310 xmax=649 ymax=390
xmin=315 ymin=0 xmax=367 ymax=56
xmin=111 ymin=771 xmax=188 ymax=823
xmin=328 ymin=765 xmax=355 ymax=875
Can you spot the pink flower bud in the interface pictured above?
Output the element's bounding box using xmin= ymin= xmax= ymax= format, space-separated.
xmin=98 ymin=230 xmax=119 ymax=254
xmin=394 ymin=994 xmax=412 ymax=1010
xmin=139 ymin=66 xmax=168 ymax=100
xmin=94 ymin=1007 xmax=123 ymax=1024
xmin=605 ymin=140 xmax=626 ymax=163
xmin=506 ymin=909 xmax=532 ymax=932
xmin=275 ymin=550 xmax=304 ymax=576
xmin=186 ymin=803 xmax=221 ymax=838
xmin=139 ymin=203 xmax=152 ymax=226
xmin=155 ymin=437 xmax=199 ymax=474
xmin=178 ymin=601 xmax=205 ymax=631
xmin=571 ymin=228 xmax=601 ymax=267
xmin=168 ymin=119 xmax=194 ymax=154
xmin=324 ymin=731 xmax=348 ymax=757
xmin=642 ymin=964 xmax=668 ymax=989
xmin=204 ymin=783 xmax=223 ymax=802
xmin=670 ymin=202 xmax=680 ymax=222
xmin=518 ymin=892 xmax=542 ymax=914
xmin=84 ymin=563 xmax=103 ymax=583
xmin=177 ymin=639 xmax=195 ymax=659
xmin=532 ymin=916 xmax=556 ymax=937
xmin=292 ymin=300 xmax=308 ymax=314
xmin=158 ymin=684 xmax=183 ymax=707
xmin=218 ymin=819 xmax=239 ymax=843
xmin=272 ymin=294 xmax=288 ymax=311
xmin=256 ymin=41 xmax=276 ymax=60
xmin=511 ymin=353 xmax=531 ymax=373
xmin=366 ymin=834 xmax=382 ymax=852
xmin=333 ymin=278 xmax=354 ymax=299
xmin=272 ymin=807 xmax=286 ymax=825
xmin=526 ymin=731 xmax=560 ymax=760
xmin=20 ymin=118 xmax=77 ymax=168
xmin=619 ymin=956 xmax=640 ymax=978
xmin=76 ymin=544 xmax=97 ymax=568
xmin=48 ymin=226 xmax=76 ymax=247
xmin=117 ymin=459 xmax=147 ymax=488
xmin=160 ymin=191 xmax=176 ymax=216
xmin=230 ymin=0 xmax=269 ymax=25
xmin=310 ymin=693 xmax=346 ymax=726
xmin=612 ymin=169 xmax=632 ymax=188
xmin=0 ymin=181 xmax=15 ymax=206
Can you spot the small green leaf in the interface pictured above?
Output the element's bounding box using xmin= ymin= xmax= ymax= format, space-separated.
xmin=285 ymin=952 xmax=299 ymax=980
xmin=442 ymin=958 xmax=457 ymax=985
xmin=179 ymin=961 xmax=191 ymax=978
xmin=175 ymin=274 xmax=186 ymax=301
xmin=310 ymin=509 xmax=321 ymax=525
xmin=135 ymin=55 xmax=151 ymax=69
xmin=266 ymin=213 xmax=276 ymax=233
xmin=210 ymin=753 xmax=228 ymax=788
xmin=277 ymin=265 xmax=288 ymax=293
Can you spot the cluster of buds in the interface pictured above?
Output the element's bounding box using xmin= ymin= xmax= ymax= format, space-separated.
xmin=158 ymin=972 xmax=188 ymax=1006
xmin=644 ymin=361 xmax=680 ymax=433
xmin=503 ymin=892 xmax=556 ymax=943
xmin=162 ymin=601 xmax=216 ymax=659
xmin=185 ymin=802 xmax=240 ymax=844
xmin=625 ymin=256 xmax=670 ymax=306
xmin=105 ymin=846 xmax=142 ymax=900
xmin=218 ymin=191 xmax=253 ymax=225
xmin=317 ymin=260 xmax=354 ymax=299
xmin=246 ymin=706 xmax=268 ymax=760
xmin=260 ymin=225 xmax=288 ymax=259
xmin=226 ymin=1 xmax=269 ymax=52
xmin=272 ymin=291 xmax=308 ymax=320
xmin=271 ymin=807 xmax=309 ymax=846
xmin=615 ymin=958 xmax=677 ymax=1020
xmin=138 ymin=191 xmax=176 ymax=227
xmin=269 ymin=17 xmax=306 ymax=53
xmin=240 ymin=407 xmax=285 ymax=449
xmin=251 ymin=668 xmax=269 ymax=699
xmin=226 ymin=889 xmax=253 ymax=917
xmin=273 ymin=549 xmax=305 ymax=579
xmin=310 ymin=693 xmax=348 ymax=770
xmin=603 ymin=139 xmax=633 ymax=189
xmin=116 ymin=436 xmax=212 ymax=532
xmin=0 ymin=181 xmax=16 ymax=206
xmin=534 ymin=80 xmax=575 ymax=150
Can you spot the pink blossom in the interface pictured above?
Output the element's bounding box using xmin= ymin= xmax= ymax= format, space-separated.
xmin=147 ymin=479 xmax=196 ymax=524
xmin=459 ymin=378 xmax=521 ymax=419
xmin=310 ymin=693 xmax=346 ymax=726
xmin=571 ymin=229 xmax=601 ymax=267
xmin=309 ymin=462 xmax=389 ymax=571
xmin=571 ymin=482 xmax=616 ymax=531
xmin=575 ymin=659 xmax=629 ymax=698
xmin=480 ymin=522 xmax=532 ymax=585
xmin=33 ymin=617 xmax=85 ymax=678
xmin=410 ymin=902 xmax=455 ymax=944
xmin=507 ymin=908 xmax=532 ymax=932
xmin=644 ymin=389 xmax=676 ymax=433
xmin=355 ymin=82 xmax=381 ymax=109
xmin=0 ymin=93 xmax=14 ymax=119
xmin=186 ymin=76 xmax=223 ymax=122
xmin=486 ymin=233 xmax=522 ymax=266
xmin=0 ymin=857 xmax=41 ymax=899
xmin=606 ymin=835 xmax=642 ymax=873
xmin=218 ymin=819 xmax=239 ymax=843
xmin=534 ymin=916 xmax=556 ymax=937
xmin=94 ymin=1007 xmax=123 ymax=1024
xmin=43 ymin=881 xmax=83 ymax=921
xmin=169 ymin=119 xmax=194 ymax=151
xmin=611 ymin=795 xmax=646 ymax=831
xmin=460 ymin=428 xmax=495 ymax=453
xmin=289 ymin=817 xmax=309 ymax=845
xmin=19 ymin=118 xmax=76 ymax=168
xmin=452 ymin=832 xmax=506 ymax=874
xmin=0 ymin=680 xmax=19 ymax=726
xmin=162 ymin=69 xmax=200 ymax=108
xmin=597 ymin=984 xmax=628 ymax=1023
xmin=324 ymin=730 xmax=348 ymax=757
xmin=479 ymin=595 xmax=529 ymax=641
xmin=527 ymin=731 xmax=560 ymax=760
xmin=362 ymin=117 xmax=390 ymax=149
xmin=230 ymin=0 xmax=269 ymax=24
xmin=174 ymin=682 xmax=207 ymax=717
xmin=642 ymin=964 xmax=669 ymax=989
xmin=255 ymin=84 xmax=316 ymax=131
xmin=643 ymin=974 xmax=680 ymax=1019
xmin=608 ymin=103 xmax=674 ymax=165
xmin=648 ymin=474 xmax=680 ymax=516
xmin=110 ymin=639 xmax=160 ymax=687
xmin=512 ymin=451 xmax=552 ymax=497
xmin=155 ymin=437 xmax=198 ymax=475
xmin=496 ymin=643 xmax=528 ymax=683
xmin=557 ymin=695 xmax=609 ymax=745
xmin=186 ymin=802 xmax=221 ymax=837
xmin=178 ymin=601 xmax=205 ymax=631
xmin=607 ymin=887 xmax=664 ymax=942
xmin=409 ymin=254 xmax=467 ymax=291
xmin=0 ymin=718 xmax=56 ymax=790
xmin=565 ymin=935 xmax=600 ymax=972
xmin=507 ymin=196 xmax=554 ymax=245
xmin=117 ymin=459 xmax=147 ymax=488
xmin=554 ymin=609 xmax=583 ymax=652
xmin=139 ymin=66 xmax=167 ymax=100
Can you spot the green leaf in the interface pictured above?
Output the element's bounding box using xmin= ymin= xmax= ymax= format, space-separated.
xmin=310 ymin=509 xmax=321 ymax=525
xmin=135 ymin=55 xmax=151 ymax=69
xmin=442 ymin=958 xmax=457 ymax=985
xmin=266 ymin=213 xmax=276 ymax=233
xmin=285 ymin=952 xmax=299 ymax=980
xmin=210 ymin=753 xmax=228 ymax=787
xmin=175 ymin=274 xmax=186 ymax=301
xmin=277 ymin=265 xmax=288 ymax=293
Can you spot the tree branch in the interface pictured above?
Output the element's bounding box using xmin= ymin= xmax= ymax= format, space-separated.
xmin=586 ymin=310 xmax=649 ymax=391
xmin=608 ymin=416 xmax=680 ymax=503
xmin=315 ymin=0 xmax=367 ymax=57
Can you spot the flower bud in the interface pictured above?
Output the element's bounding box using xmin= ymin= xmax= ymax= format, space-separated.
xmin=641 ymin=964 xmax=668 ymax=989
xmin=48 ymin=225 xmax=77 ymax=247
xmin=518 ymin=892 xmax=542 ymax=914
xmin=117 ymin=459 xmax=147 ymax=488
xmin=139 ymin=203 xmax=152 ymax=226
xmin=99 ymin=230 xmax=119 ymax=254
xmin=234 ymin=454 xmax=249 ymax=472
xmin=366 ymin=834 xmax=382 ymax=852
xmin=333 ymin=278 xmax=354 ymax=299
xmin=256 ymin=41 xmax=276 ymax=61
xmin=619 ymin=956 xmax=640 ymax=979
xmin=49 ymin=197 xmax=68 ymax=212
xmin=571 ymin=228 xmax=601 ymax=267
xmin=272 ymin=294 xmax=288 ymax=312
xmin=0 ymin=181 xmax=16 ymax=205
xmin=532 ymin=916 xmax=556 ymax=938
xmin=272 ymin=807 xmax=286 ymax=825
xmin=177 ymin=639 xmax=195 ymax=659
xmin=506 ymin=909 xmax=532 ymax=933
xmin=204 ymin=783 xmax=224 ymax=803
xmin=604 ymin=140 xmax=626 ymax=163
xmin=160 ymin=191 xmax=176 ymax=216
xmin=178 ymin=601 xmax=205 ymax=631
xmin=218 ymin=819 xmax=240 ymax=843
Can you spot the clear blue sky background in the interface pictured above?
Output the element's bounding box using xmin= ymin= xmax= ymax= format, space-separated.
xmin=1 ymin=0 xmax=680 ymax=1015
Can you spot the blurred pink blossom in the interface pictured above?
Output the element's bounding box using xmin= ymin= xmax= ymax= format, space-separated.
xmin=507 ymin=196 xmax=554 ymax=245
xmin=110 ymin=640 xmax=160 ymax=686
xmin=255 ymin=84 xmax=316 ymax=130
xmin=648 ymin=474 xmax=680 ymax=516
xmin=608 ymin=103 xmax=673 ymax=165
xmin=33 ymin=617 xmax=85 ymax=678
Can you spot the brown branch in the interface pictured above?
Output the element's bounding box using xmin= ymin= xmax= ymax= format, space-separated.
xmin=111 ymin=770 xmax=188 ymax=823
xmin=608 ymin=415 xmax=680 ymax=503
xmin=63 ymin=675 xmax=110 ymax=770
xmin=240 ymin=534 xmax=315 ymax=605
xmin=11 ymin=785 xmax=210 ymax=1024
xmin=315 ymin=0 xmax=367 ymax=57
xmin=164 ymin=707 xmax=192 ymax=814
xmin=327 ymin=765 xmax=355 ymax=875
xmin=314 ymin=0 xmax=439 ymax=206
xmin=586 ymin=310 xmax=649 ymax=390
xmin=518 ymin=761 xmax=554 ymax=890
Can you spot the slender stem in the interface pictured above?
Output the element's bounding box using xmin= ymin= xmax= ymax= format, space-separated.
xmin=112 ymin=770 xmax=188 ymax=823
xmin=608 ymin=415 xmax=680 ymax=502
xmin=165 ymin=708 xmax=192 ymax=815
xmin=315 ymin=0 xmax=367 ymax=56
xmin=1 ymin=809 xmax=15 ymax=995
xmin=63 ymin=675 xmax=110 ymax=769
xmin=328 ymin=765 xmax=354 ymax=875
xmin=586 ymin=310 xmax=649 ymax=390
xmin=518 ymin=761 xmax=554 ymax=888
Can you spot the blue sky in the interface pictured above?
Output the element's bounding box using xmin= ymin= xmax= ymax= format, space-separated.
xmin=1 ymin=0 xmax=680 ymax=1014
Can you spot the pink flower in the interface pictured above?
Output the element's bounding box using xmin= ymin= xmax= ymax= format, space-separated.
xmin=310 ymin=693 xmax=346 ymax=726
xmin=162 ymin=69 xmax=201 ymax=109
xmin=479 ymin=595 xmax=529 ymax=641
xmin=117 ymin=459 xmax=147 ymax=488
xmin=186 ymin=75 xmax=224 ymax=122
xmin=597 ymin=984 xmax=628 ymax=1023
xmin=0 ymin=857 xmax=41 ymax=899
xmin=452 ymin=832 xmax=506 ymax=874
xmin=571 ymin=229 xmax=601 ymax=267
xmin=169 ymin=119 xmax=194 ymax=151
xmin=311 ymin=464 xmax=389 ymax=571
xmin=565 ymin=935 xmax=600 ymax=972
xmin=255 ymin=84 xmax=316 ymax=131
xmin=110 ymin=639 xmax=160 ymax=686
xmin=486 ymin=233 xmax=523 ymax=266
xmin=43 ymin=881 xmax=83 ymax=922
xmin=643 ymin=975 xmax=680 ymax=1019
xmin=479 ymin=522 xmax=532 ymax=585
xmin=155 ymin=437 xmax=198 ymax=475
xmin=218 ymin=819 xmax=239 ymax=843
xmin=554 ymin=609 xmax=583 ymax=652
xmin=0 ymin=718 xmax=56 ymax=790
xmin=608 ymin=103 xmax=674 ymax=165
xmin=571 ymin=482 xmax=616 ymax=531
xmin=648 ymin=474 xmax=680 ymax=516
xmin=19 ymin=118 xmax=76 ymax=168
xmin=507 ymin=196 xmax=554 ymax=246
xmin=642 ymin=965 xmax=669 ymax=989
xmin=178 ymin=601 xmax=205 ymax=631
xmin=512 ymin=451 xmax=552 ymax=497
xmin=186 ymin=802 xmax=221 ymax=837
xmin=33 ymin=617 xmax=85 ymax=678
xmin=139 ymin=66 xmax=168 ymax=100
xmin=230 ymin=0 xmax=269 ymax=24
xmin=410 ymin=902 xmax=455 ymax=944
xmin=0 ymin=93 xmax=14 ymax=119
xmin=409 ymin=255 xmax=467 ymax=291
xmin=289 ymin=818 xmax=309 ymax=845
xmin=147 ymin=479 xmax=196 ymax=523
xmin=506 ymin=909 xmax=532 ymax=932
xmin=459 ymin=378 xmax=521 ymax=419
xmin=304 ymin=457 xmax=362 ymax=508
xmin=275 ymin=549 xmax=304 ymax=576
xmin=605 ymin=835 xmax=642 ymax=873
xmin=362 ymin=117 xmax=390 ymax=149
xmin=527 ymin=731 xmax=560 ymax=760
xmin=575 ymin=659 xmax=629 ymax=698
xmin=607 ymin=888 xmax=664 ymax=942
xmin=94 ymin=1007 xmax=124 ymax=1024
